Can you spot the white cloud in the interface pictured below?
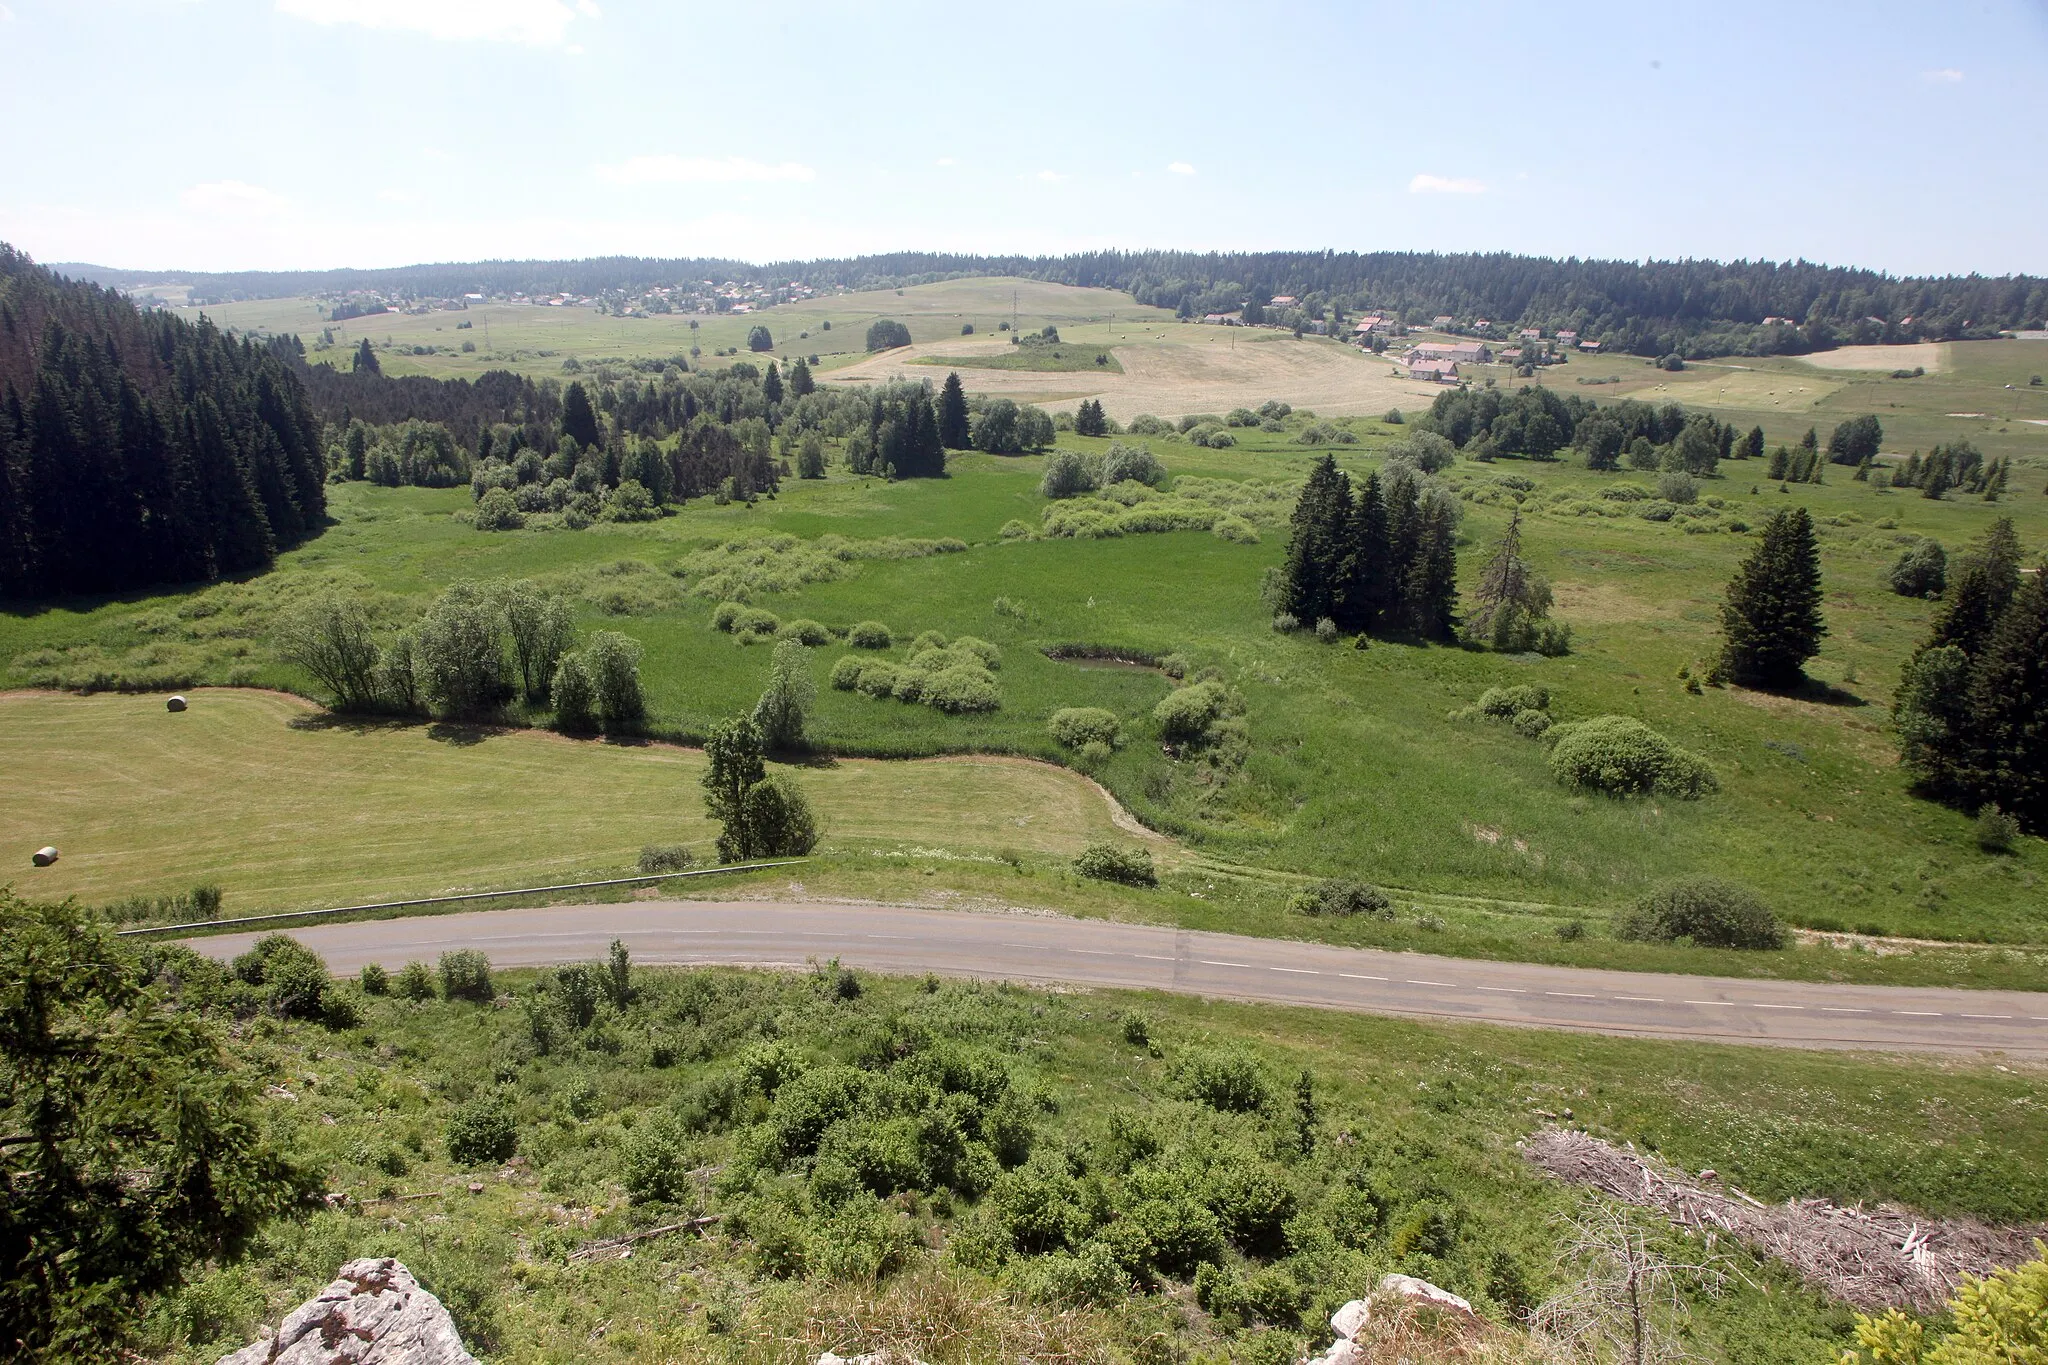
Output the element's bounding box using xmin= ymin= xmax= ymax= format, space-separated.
xmin=1409 ymin=173 xmax=1485 ymax=195
xmin=274 ymin=0 xmax=584 ymax=46
xmin=593 ymin=155 xmax=816 ymax=185
xmin=934 ymin=156 xmax=958 ymax=167
xmin=0 ymin=6 xmax=16 ymax=23
xmin=375 ymin=187 xmax=414 ymax=204
xmin=1036 ymin=170 xmax=1063 ymax=182
xmin=179 ymin=181 xmax=291 ymax=216
xmin=1166 ymin=161 xmax=1195 ymax=176
xmin=1922 ymin=67 xmax=1963 ymax=83
xmin=576 ymin=0 xmax=599 ymax=13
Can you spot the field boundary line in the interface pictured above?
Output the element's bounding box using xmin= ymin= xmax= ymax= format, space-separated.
xmin=115 ymin=861 xmax=810 ymax=938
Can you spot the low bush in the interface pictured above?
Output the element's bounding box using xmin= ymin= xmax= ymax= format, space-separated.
xmin=439 ymin=949 xmax=495 ymax=1003
xmin=1615 ymin=877 xmax=1785 ymax=949
xmin=446 ymin=1092 xmax=517 ymax=1166
xmin=1099 ymin=442 xmax=1166 ymax=487
xmin=1547 ymin=715 xmax=1719 ymax=799
xmin=1170 ymin=1047 xmax=1268 ymax=1113
xmin=1154 ymin=680 xmax=1229 ymax=742
xmin=711 ymin=601 xmax=746 ymax=632
xmin=1975 ymin=804 xmax=2020 ymax=854
xmin=1287 ymin=879 xmax=1392 ymax=919
xmin=1049 ymin=707 xmax=1122 ymax=750
xmin=921 ymin=664 xmax=1002 ymax=714
xmin=1074 ymin=842 xmax=1156 ymax=886
xmin=1477 ymin=684 xmax=1549 ymax=719
xmin=1887 ymin=540 xmax=1948 ymax=598
xmin=395 ymin=961 xmax=435 ymax=1002
xmin=847 ymin=620 xmax=893 ymax=649
xmin=830 ymin=655 xmax=867 ymax=690
xmin=777 ymin=618 xmax=831 ymax=646
xmin=359 ymin=962 xmax=389 ymax=995
xmin=639 ymin=843 xmax=695 ymax=874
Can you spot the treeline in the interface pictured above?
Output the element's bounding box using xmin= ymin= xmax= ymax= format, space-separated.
xmin=1269 ymin=455 xmax=1462 ymax=642
xmin=0 ymin=245 xmax=325 ymax=599
xmin=1893 ymin=519 xmax=2048 ymax=835
xmin=71 ymin=247 xmax=2048 ymax=359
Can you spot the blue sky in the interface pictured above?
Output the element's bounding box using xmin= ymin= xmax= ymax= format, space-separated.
xmin=1 ymin=0 xmax=2043 ymax=276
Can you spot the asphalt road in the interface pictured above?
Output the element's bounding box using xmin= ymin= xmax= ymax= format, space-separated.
xmin=187 ymin=899 xmax=2048 ymax=1055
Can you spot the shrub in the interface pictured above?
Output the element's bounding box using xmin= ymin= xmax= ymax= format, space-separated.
xmin=446 ymin=1093 xmax=517 ymax=1166
xmin=1040 ymin=450 xmax=1099 ymax=499
xmin=847 ymin=620 xmax=893 ymax=649
xmin=639 ymin=843 xmax=695 ymax=874
xmin=999 ymin=518 xmax=1035 ymax=541
xmin=830 ymin=655 xmax=866 ymax=690
xmin=1975 ymin=804 xmax=2020 ymax=854
xmin=359 ymin=962 xmax=389 ymax=995
xmin=1119 ymin=1010 xmax=1152 ymax=1047
xmin=1887 ymin=540 xmax=1948 ymax=598
xmin=1656 ymin=470 xmax=1699 ymax=504
xmin=854 ymin=661 xmax=900 ymax=698
xmin=1511 ymin=708 xmax=1553 ymax=738
xmin=1615 ymin=877 xmax=1785 ymax=949
xmin=777 ymin=618 xmax=831 ymax=646
xmin=232 ymin=934 xmax=330 ymax=1020
xmin=439 ymin=949 xmax=495 ymax=1002
xmin=1154 ymin=680 xmax=1229 ymax=741
xmin=1288 ymin=879 xmax=1392 ymax=919
xmin=1074 ymin=842 xmax=1156 ymax=886
xmin=1477 ymin=684 xmax=1550 ymax=719
xmin=395 ymin=961 xmax=435 ymax=1002
xmin=1170 ymin=1047 xmax=1269 ymax=1113
xmin=739 ymin=773 xmax=820 ymax=856
xmin=711 ymin=601 xmax=746 ymax=632
xmin=1547 ymin=716 xmax=1719 ymax=798
xmin=623 ymin=1114 xmax=695 ymax=1204
xmin=1387 ymin=431 xmax=1456 ymax=473
xmin=1049 ymin=707 xmax=1122 ymax=750
xmin=923 ymin=664 xmax=1002 ymax=713
xmin=951 ymin=635 xmax=1002 ymax=669
xmin=550 ymin=652 xmax=598 ymax=733
xmin=473 ymin=486 xmax=524 ymax=531
xmin=732 ymin=607 xmax=781 ymax=639
xmin=1271 ymin=613 xmax=1299 ymax=633
xmin=1100 ymin=441 xmax=1166 ymax=487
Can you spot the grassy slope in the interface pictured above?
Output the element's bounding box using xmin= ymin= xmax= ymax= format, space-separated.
xmin=139 ymin=962 xmax=2048 ymax=1365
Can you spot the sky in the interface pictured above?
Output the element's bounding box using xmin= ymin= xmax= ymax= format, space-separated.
xmin=1 ymin=0 xmax=2044 ymax=278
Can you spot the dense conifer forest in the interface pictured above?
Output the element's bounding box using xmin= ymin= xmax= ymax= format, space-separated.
xmin=60 ymin=248 xmax=2048 ymax=359
xmin=0 ymin=247 xmax=325 ymax=599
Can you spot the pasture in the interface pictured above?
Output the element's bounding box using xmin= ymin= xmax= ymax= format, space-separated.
xmin=6 ymin=396 xmax=2047 ymax=981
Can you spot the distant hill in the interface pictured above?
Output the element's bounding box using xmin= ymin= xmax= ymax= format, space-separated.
xmin=46 ymin=248 xmax=2048 ymax=360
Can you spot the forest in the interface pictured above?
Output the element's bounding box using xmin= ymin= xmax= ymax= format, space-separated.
xmin=60 ymin=247 xmax=2048 ymax=360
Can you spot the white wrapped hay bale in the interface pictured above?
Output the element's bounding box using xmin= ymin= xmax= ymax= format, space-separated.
xmin=167 ymin=694 xmax=188 ymax=712
xmin=32 ymin=846 xmax=59 ymax=867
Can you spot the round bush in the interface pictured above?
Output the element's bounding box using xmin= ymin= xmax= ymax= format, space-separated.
xmin=911 ymin=630 xmax=948 ymax=653
xmin=777 ymin=618 xmax=831 ymax=646
xmin=1615 ymin=877 xmax=1784 ymax=949
xmin=446 ymin=1094 xmax=517 ymax=1166
xmin=1169 ymin=1046 xmax=1269 ymax=1113
xmin=923 ymin=664 xmax=1001 ymax=713
xmin=1154 ymin=681 xmax=1228 ymax=742
xmin=1074 ymin=842 xmax=1156 ymax=886
xmin=1049 ymin=707 xmax=1122 ymax=750
xmin=1547 ymin=715 xmax=1718 ymax=798
xmin=439 ymin=949 xmax=495 ymax=1003
xmin=1477 ymin=684 xmax=1550 ymax=718
xmin=733 ymin=607 xmax=781 ymax=638
xmin=847 ymin=620 xmax=893 ymax=649
xmin=830 ymin=655 xmax=866 ymax=690
xmin=711 ymin=601 xmax=746 ymax=632
xmin=473 ymin=486 xmax=524 ymax=531
xmin=951 ymin=635 xmax=1001 ymax=670
xmin=855 ymin=662 xmax=900 ymax=698
xmin=999 ymin=519 xmax=1035 ymax=541
xmin=638 ymin=843 xmax=695 ymax=874
xmin=1287 ymin=878 xmax=1392 ymax=919
xmin=1510 ymin=708 xmax=1554 ymax=739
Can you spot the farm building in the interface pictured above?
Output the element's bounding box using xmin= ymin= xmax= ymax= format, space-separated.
xmin=1431 ymin=315 xmax=1455 ymax=328
xmin=1556 ymin=329 xmax=1578 ymax=344
xmin=1200 ymin=312 xmax=1243 ymax=325
xmin=1578 ymin=339 xmax=1603 ymax=352
xmin=1405 ymin=341 xmax=1492 ymax=365
xmin=1520 ymin=328 xmax=1543 ymax=340
xmin=1407 ymin=358 xmax=1461 ymax=383
xmin=1269 ymin=295 xmax=1299 ymax=308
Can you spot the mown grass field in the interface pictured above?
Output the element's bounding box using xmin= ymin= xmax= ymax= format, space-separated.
xmin=5 ymin=392 xmax=2047 ymax=985
xmin=136 ymin=958 xmax=2048 ymax=1365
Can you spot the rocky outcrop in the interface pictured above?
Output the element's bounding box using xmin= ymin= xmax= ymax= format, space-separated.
xmin=217 ymin=1259 xmax=477 ymax=1365
xmin=1307 ymin=1275 xmax=1480 ymax=1364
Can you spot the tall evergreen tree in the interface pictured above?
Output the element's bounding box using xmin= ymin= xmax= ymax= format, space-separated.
xmin=560 ymin=380 xmax=601 ymax=451
xmin=1402 ymin=495 xmax=1460 ymax=641
xmin=788 ymin=355 xmax=815 ymax=397
xmin=1718 ymin=506 xmax=1826 ymax=689
xmin=1338 ymin=471 xmax=1391 ymax=633
xmin=1925 ymin=517 xmax=2021 ymax=659
xmin=761 ymin=361 xmax=783 ymax=406
xmin=1741 ymin=425 xmax=1766 ymax=461
xmin=1959 ymin=561 xmax=2048 ymax=833
xmin=937 ymin=371 xmax=971 ymax=449
xmin=352 ymin=338 xmax=380 ymax=375
xmin=1278 ymin=455 xmax=1352 ymax=625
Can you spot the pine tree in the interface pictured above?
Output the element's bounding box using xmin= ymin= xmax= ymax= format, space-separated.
xmin=561 ymin=380 xmax=601 ymax=451
xmin=1278 ymin=455 xmax=1352 ymax=625
xmin=1959 ymin=561 xmax=2048 ymax=833
xmin=1338 ymin=471 xmax=1391 ymax=633
xmin=762 ymin=362 xmax=783 ymax=406
xmin=1402 ymin=495 xmax=1460 ymax=640
xmin=1718 ymin=506 xmax=1826 ymax=690
xmin=353 ymin=338 xmax=380 ymax=375
xmin=1766 ymin=445 xmax=1789 ymax=480
xmin=1926 ymin=518 xmax=2022 ymax=658
xmin=937 ymin=371 xmax=971 ymax=449
xmin=789 ymin=356 xmax=815 ymax=397
xmin=1742 ymin=425 xmax=1765 ymax=461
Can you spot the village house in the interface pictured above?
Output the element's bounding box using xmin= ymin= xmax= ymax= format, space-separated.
xmin=1407 ymin=358 xmax=1460 ymax=383
xmin=1578 ymin=339 xmax=1602 ymax=352
xmin=1406 ymin=340 xmax=1493 ymax=365
xmin=1200 ymin=312 xmax=1243 ymax=325
xmin=1556 ymin=330 xmax=1578 ymax=344
xmin=1520 ymin=327 xmax=1542 ymax=340
xmin=1268 ymin=295 xmax=1299 ymax=308
xmin=1431 ymin=315 xmax=1455 ymax=329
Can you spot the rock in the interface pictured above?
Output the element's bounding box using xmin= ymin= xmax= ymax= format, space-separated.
xmin=1329 ymin=1298 xmax=1371 ymax=1339
xmin=31 ymin=846 xmax=58 ymax=867
xmin=815 ymin=1352 xmax=929 ymax=1365
xmin=1377 ymin=1272 xmax=1476 ymax=1317
xmin=167 ymin=694 xmax=189 ymax=712
xmin=1306 ymin=1339 xmax=1364 ymax=1365
xmin=216 ymin=1258 xmax=477 ymax=1365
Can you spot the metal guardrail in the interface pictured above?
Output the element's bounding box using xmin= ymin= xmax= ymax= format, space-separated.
xmin=116 ymin=860 xmax=810 ymax=937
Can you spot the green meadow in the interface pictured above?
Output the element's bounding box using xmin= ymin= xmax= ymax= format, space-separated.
xmin=7 ymin=388 xmax=2046 ymax=977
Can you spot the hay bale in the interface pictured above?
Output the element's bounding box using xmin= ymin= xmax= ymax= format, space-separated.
xmin=166 ymin=694 xmax=188 ymax=712
xmin=31 ymin=846 xmax=59 ymax=867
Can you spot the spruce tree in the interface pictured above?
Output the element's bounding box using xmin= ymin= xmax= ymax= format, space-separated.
xmin=937 ymin=371 xmax=971 ymax=449
xmin=561 ymin=380 xmax=602 ymax=451
xmin=1278 ymin=455 xmax=1351 ymax=625
xmin=762 ymin=362 xmax=783 ymax=406
xmin=1718 ymin=506 xmax=1826 ymax=690
xmin=1959 ymin=561 xmax=2048 ymax=833
xmin=1926 ymin=517 xmax=2021 ymax=658
xmin=1338 ymin=471 xmax=1391 ymax=633
xmin=1402 ymin=495 xmax=1460 ymax=641
xmin=1742 ymin=425 xmax=1765 ymax=461
xmin=789 ymin=356 xmax=815 ymax=397
xmin=353 ymin=338 xmax=380 ymax=375
xmin=1766 ymin=445 xmax=1789 ymax=480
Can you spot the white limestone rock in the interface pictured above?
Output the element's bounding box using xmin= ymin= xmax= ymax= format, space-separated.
xmin=216 ymin=1258 xmax=477 ymax=1365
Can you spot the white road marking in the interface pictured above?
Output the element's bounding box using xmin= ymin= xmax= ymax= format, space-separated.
xmin=1475 ymin=986 xmax=1526 ymax=994
xmin=1822 ymin=1007 xmax=1872 ymax=1014
xmin=1338 ymin=973 xmax=1387 ymax=981
xmin=1548 ymin=992 xmax=1597 ymax=999
xmin=1685 ymin=1001 xmax=1736 ymax=1007
xmin=1897 ymin=1011 xmax=1944 ymax=1017
xmin=1069 ymin=949 xmax=1117 ymax=956
xmin=1614 ymin=996 xmax=1665 ymax=1003
xmin=1133 ymin=954 xmax=1176 ymax=962
xmin=1408 ymin=979 xmax=1456 ymax=987
xmin=1751 ymin=1004 xmax=1802 ymax=1010
xmin=1271 ymin=967 xmax=1319 ymax=975
xmin=1960 ymin=1014 xmax=2011 ymax=1020
xmin=1199 ymin=960 xmax=1252 ymax=968
xmin=866 ymin=934 xmax=915 ymax=940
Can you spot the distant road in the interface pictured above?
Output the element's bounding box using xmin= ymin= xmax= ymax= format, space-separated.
xmin=186 ymin=900 xmax=2048 ymax=1055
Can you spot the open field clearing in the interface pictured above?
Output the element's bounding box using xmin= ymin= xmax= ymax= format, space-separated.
xmin=0 ymin=689 xmax=1142 ymax=912
xmin=1791 ymin=341 xmax=1951 ymax=372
